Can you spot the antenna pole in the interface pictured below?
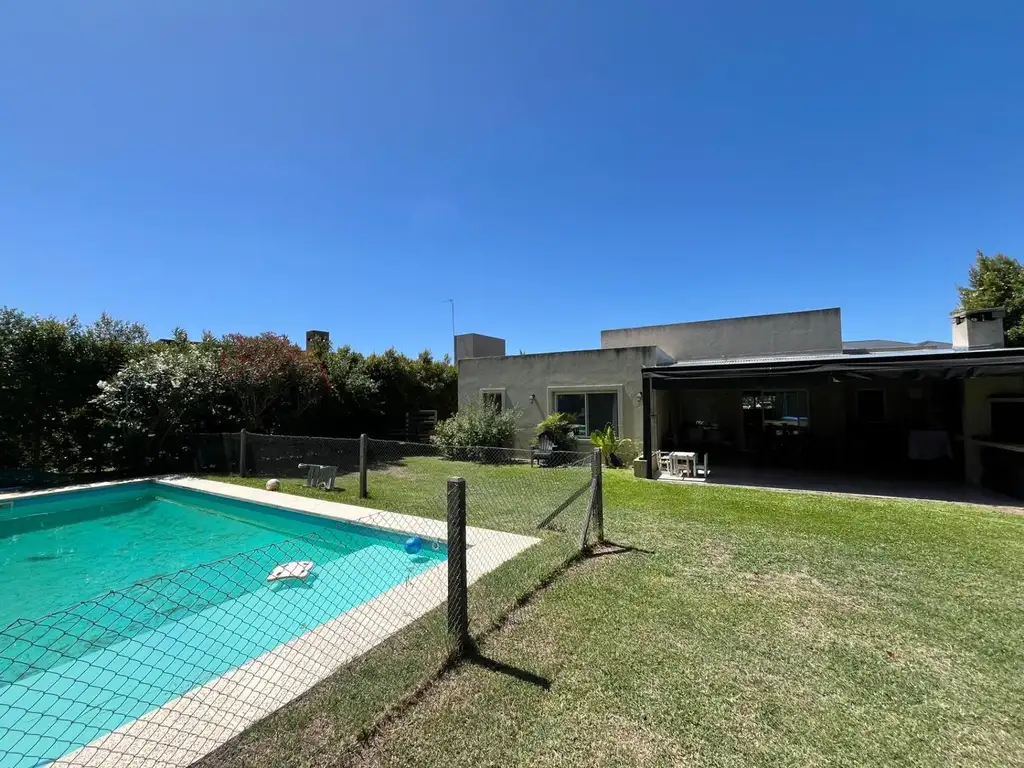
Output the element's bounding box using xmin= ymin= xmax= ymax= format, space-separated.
xmin=444 ymin=298 xmax=456 ymax=361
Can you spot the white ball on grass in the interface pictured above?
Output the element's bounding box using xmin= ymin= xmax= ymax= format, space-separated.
xmin=266 ymin=478 xmax=281 ymax=491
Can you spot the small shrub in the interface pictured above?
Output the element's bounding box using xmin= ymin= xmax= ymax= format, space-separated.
xmin=590 ymin=425 xmax=637 ymax=468
xmin=615 ymin=437 xmax=640 ymax=466
xmin=534 ymin=413 xmax=578 ymax=452
xmin=431 ymin=400 xmax=522 ymax=461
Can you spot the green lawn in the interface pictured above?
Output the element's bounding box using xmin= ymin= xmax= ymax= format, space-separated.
xmin=202 ymin=463 xmax=1024 ymax=767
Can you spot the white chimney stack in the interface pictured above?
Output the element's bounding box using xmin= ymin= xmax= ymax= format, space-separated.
xmin=951 ymin=308 xmax=1005 ymax=350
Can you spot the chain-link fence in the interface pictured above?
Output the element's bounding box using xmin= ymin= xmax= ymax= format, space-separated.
xmin=243 ymin=433 xmax=360 ymax=487
xmin=230 ymin=432 xmax=603 ymax=649
xmin=1 ymin=434 xmax=603 ymax=768
xmin=0 ymin=433 xmax=241 ymax=494
xmin=361 ymin=438 xmax=600 ymax=643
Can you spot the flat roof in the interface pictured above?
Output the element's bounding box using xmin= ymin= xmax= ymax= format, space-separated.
xmin=644 ymin=346 xmax=1024 ymax=380
xmin=458 ymin=343 xmax=666 ymax=363
xmin=842 ymin=339 xmax=952 ymax=350
xmin=602 ymin=307 xmax=840 ymax=335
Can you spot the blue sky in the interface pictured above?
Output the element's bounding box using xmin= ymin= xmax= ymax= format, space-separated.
xmin=2 ymin=1 xmax=1021 ymax=358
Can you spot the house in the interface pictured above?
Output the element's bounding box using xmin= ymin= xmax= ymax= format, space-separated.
xmin=456 ymin=307 xmax=1024 ymax=499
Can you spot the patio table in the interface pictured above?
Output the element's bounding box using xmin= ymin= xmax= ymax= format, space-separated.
xmin=669 ymin=451 xmax=697 ymax=478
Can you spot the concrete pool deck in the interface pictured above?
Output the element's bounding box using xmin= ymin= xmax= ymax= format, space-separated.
xmin=4 ymin=477 xmax=538 ymax=768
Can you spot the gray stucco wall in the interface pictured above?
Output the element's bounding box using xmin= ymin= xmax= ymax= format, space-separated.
xmin=454 ymin=333 xmax=507 ymax=362
xmin=963 ymin=375 xmax=1023 ymax=484
xmin=457 ymin=346 xmax=662 ymax=449
xmin=601 ymin=308 xmax=843 ymax=361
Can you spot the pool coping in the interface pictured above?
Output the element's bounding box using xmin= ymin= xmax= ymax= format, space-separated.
xmin=7 ymin=477 xmax=539 ymax=768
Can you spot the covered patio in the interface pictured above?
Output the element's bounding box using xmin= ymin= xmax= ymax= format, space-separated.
xmin=641 ymin=347 xmax=1024 ymax=501
xmin=657 ymin=463 xmax=1023 ymax=508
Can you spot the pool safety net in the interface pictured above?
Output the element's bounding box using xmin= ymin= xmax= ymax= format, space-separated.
xmin=1 ymin=440 xmax=603 ymax=768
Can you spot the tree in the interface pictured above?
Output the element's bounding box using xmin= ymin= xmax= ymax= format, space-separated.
xmin=0 ymin=302 xmax=461 ymax=476
xmin=355 ymin=348 xmax=457 ymax=436
xmin=219 ymin=333 xmax=329 ymax=431
xmin=958 ymin=251 xmax=1024 ymax=347
xmin=413 ymin=350 xmax=458 ymax=418
xmin=0 ymin=308 xmax=148 ymax=470
xmin=323 ymin=345 xmax=378 ymax=423
xmin=93 ymin=345 xmax=224 ymax=467
xmin=0 ymin=309 xmax=74 ymax=468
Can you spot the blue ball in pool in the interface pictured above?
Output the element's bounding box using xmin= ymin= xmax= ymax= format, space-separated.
xmin=404 ymin=537 xmax=424 ymax=555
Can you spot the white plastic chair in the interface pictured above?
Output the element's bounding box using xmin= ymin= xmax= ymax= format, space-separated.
xmin=655 ymin=451 xmax=673 ymax=475
xmin=298 ymin=463 xmax=338 ymax=490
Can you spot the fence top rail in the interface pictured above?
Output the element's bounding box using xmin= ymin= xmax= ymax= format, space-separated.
xmin=202 ymin=431 xmax=594 ymax=462
xmin=366 ymin=438 xmax=590 ymax=458
xmin=246 ymin=432 xmax=362 ymax=443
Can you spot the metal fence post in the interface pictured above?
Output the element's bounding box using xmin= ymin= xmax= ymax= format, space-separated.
xmin=239 ymin=429 xmax=247 ymax=477
xmin=578 ymin=450 xmax=600 ymax=551
xmin=447 ymin=477 xmax=469 ymax=658
xmin=577 ymin=448 xmax=598 ymax=548
xmin=359 ymin=434 xmax=368 ymax=498
xmin=593 ymin=447 xmax=604 ymax=542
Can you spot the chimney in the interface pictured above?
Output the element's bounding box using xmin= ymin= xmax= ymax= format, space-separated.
xmin=951 ymin=308 xmax=1005 ymax=350
xmin=306 ymin=329 xmax=330 ymax=352
xmin=454 ymin=333 xmax=506 ymax=363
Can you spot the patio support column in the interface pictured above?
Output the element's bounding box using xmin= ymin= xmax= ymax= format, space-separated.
xmin=643 ymin=374 xmax=653 ymax=479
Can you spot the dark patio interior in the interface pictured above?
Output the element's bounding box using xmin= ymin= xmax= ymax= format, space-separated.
xmin=641 ymin=348 xmax=1024 ymax=503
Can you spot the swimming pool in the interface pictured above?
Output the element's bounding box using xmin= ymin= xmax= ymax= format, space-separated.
xmin=0 ymin=480 xmax=448 ymax=768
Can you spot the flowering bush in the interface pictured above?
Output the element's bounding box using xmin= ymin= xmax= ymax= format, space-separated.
xmin=218 ymin=333 xmax=329 ymax=431
xmin=93 ymin=345 xmax=224 ymax=466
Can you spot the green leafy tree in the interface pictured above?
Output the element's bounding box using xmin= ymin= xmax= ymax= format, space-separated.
xmin=0 ymin=308 xmax=148 ymax=470
xmin=0 ymin=303 xmax=460 ymax=476
xmin=359 ymin=348 xmax=457 ymax=435
xmin=411 ymin=350 xmax=458 ymax=419
xmin=0 ymin=310 xmax=76 ymax=468
xmin=306 ymin=333 xmax=331 ymax=362
xmin=323 ymin=345 xmax=378 ymax=423
xmin=957 ymin=251 xmax=1024 ymax=347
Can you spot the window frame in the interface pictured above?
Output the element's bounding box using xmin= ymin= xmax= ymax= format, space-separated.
xmin=479 ymin=388 xmax=506 ymax=412
xmin=746 ymin=388 xmax=811 ymax=428
xmin=548 ymin=385 xmax=625 ymax=438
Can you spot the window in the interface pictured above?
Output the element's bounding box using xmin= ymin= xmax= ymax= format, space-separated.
xmin=777 ymin=391 xmax=810 ymax=425
xmin=480 ymin=390 xmax=504 ymax=412
xmin=745 ymin=390 xmax=809 ymax=427
xmin=554 ymin=391 xmax=618 ymax=436
xmin=856 ymin=389 xmax=885 ymax=422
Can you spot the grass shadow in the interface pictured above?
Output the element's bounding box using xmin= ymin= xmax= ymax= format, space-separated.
xmin=586 ymin=539 xmax=656 ymax=558
xmin=466 ymin=647 xmax=551 ymax=690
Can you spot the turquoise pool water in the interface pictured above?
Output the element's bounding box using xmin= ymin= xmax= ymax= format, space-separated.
xmin=0 ymin=482 xmax=446 ymax=768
